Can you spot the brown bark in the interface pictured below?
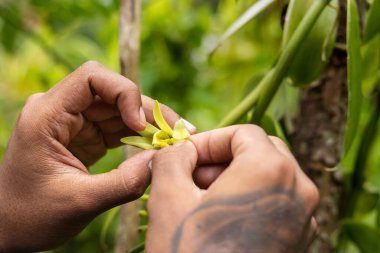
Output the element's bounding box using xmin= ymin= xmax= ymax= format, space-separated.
xmin=290 ymin=0 xmax=366 ymax=252
xmin=115 ymin=1 xmax=142 ymax=252
xmin=291 ymin=52 xmax=347 ymax=253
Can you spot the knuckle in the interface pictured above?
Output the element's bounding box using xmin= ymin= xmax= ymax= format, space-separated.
xmin=81 ymin=60 xmax=103 ymax=71
xmin=18 ymin=94 xmax=46 ymax=130
xmin=269 ymin=136 xmax=285 ymax=145
xmin=125 ymin=175 xmax=147 ymax=200
xmin=124 ymin=81 xmax=140 ymax=95
xmin=240 ymin=124 xmax=267 ymax=136
xmin=304 ymin=181 xmax=320 ymax=208
xmin=266 ymin=155 xmax=295 ymax=184
xmin=25 ymin=93 xmax=44 ymax=105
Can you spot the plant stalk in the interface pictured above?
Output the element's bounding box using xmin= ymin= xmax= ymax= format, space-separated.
xmin=219 ymin=0 xmax=332 ymax=126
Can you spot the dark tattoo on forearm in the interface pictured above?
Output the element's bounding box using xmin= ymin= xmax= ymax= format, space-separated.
xmin=171 ymin=187 xmax=309 ymax=253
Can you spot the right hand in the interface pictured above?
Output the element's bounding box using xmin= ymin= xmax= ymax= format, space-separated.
xmin=146 ymin=125 xmax=319 ymax=253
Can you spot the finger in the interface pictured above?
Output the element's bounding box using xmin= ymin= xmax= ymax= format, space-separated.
xmin=141 ymin=96 xmax=196 ymax=133
xmin=148 ymin=141 xmax=200 ymax=244
xmin=83 ymin=98 xmax=120 ymax=122
xmin=190 ymin=125 xmax=301 ymax=196
xmin=190 ymin=125 xmax=279 ymax=165
xmin=45 ymin=61 xmax=146 ymax=131
xmin=268 ymin=136 xmax=293 ymax=159
xmin=95 ymin=117 xmax=126 ymax=134
xmin=268 ymin=136 xmax=320 ymax=214
xmin=150 ymin=141 xmax=200 ymax=205
xmin=78 ymin=149 xmax=156 ymax=213
xmin=302 ymin=217 xmax=318 ymax=250
xmin=193 ymin=164 xmax=227 ymax=189
xmin=308 ymin=217 xmax=317 ymax=242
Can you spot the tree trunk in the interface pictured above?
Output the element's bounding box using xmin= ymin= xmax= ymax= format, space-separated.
xmin=115 ymin=1 xmax=142 ymax=252
xmin=290 ymin=0 xmax=366 ymax=252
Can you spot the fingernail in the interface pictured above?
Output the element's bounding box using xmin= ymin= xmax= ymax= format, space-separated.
xmin=182 ymin=118 xmax=196 ymax=132
xmin=148 ymin=160 xmax=153 ymax=171
xmin=139 ymin=107 xmax=146 ymax=127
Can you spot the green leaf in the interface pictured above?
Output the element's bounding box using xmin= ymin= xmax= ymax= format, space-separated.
xmin=251 ymin=0 xmax=332 ymax=123
xmin=100 ymin=206 xmax=120 ymax=250
xmin=153 ymin=100 xmax=173 ymax=136
xmin=361 ymin=35 xmax=380 ymax=95
xmin=137 ymin=122 xmax=159 ymax=137
xmin=354 ymin=192 xmax=379 ymax=216
xmin=345 ymin=0 xmax=363 ymax=153
xmin=364 ymin=0 xmax=380 ymax=44
xmin=342 ymin=221 xmax=380 ymax=253
xmin=120 ymin=136 xmax=154 ymax=150
xmin=172 ymin=119 xmax=190 ymax=140
xmin=283 ymin=0 xmax=338 ymax=85
xmin=260 ymin=114 xmax=289 ymax=145
xmin=209 ymin=0 xmax=276 ymax=54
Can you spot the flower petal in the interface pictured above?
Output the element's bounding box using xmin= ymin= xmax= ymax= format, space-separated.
xmin=152 ymin=130 xmax=171 ymax=148
xmin=173 ymin=119 xmax=190 ymax=140
xmin=153 ymin=100 xmax=173 ymax=136
xmin=120 ymin=136 xmax=154 ymax=150
xmin=138 ymin=122 xmax=160 ymax=137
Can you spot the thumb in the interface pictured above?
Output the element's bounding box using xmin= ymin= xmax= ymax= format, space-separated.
xmin=150 ymin=141 xmax=199 ymax=201
xmin=78 ymin=149 xmax=156 ymax=213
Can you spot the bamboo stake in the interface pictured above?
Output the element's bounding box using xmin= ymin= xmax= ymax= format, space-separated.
xmin=115 ymin=1 xmax=142 ymax=252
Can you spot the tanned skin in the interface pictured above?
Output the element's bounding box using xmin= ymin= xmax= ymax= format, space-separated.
xmin=0 ymin=61 xmax=318 ymax=253
xmin=0 ymin=61 xmax=207 ymax=252
xmin=146 ymin=126 xmax=319 ymax=253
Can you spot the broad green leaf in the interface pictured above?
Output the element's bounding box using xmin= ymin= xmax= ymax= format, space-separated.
xmin=153 ymin=100 xmax=173 ymax=136
xmin=364 ymin=0 xmax=380 ymax=44
xmin=100 ymin=206 xmax=120 ymax=249
xmin=361 ymin=35 xmax=380 ymax=95
xmin=245 ymin=0 xmax=333 ymax=124
xmin=351 ymin=99 xmax=379 ymax=192
xmin=173 ymin=119 xmax=190 ymax=140
xmin=354 ymin=192 xmax=379 ymax=216
xmin=209 ymin=0 xmax=276 ymax=54
xmin=120 ymin=136 xmax=154 ymax=150
xmin=342 ymin=221 xmax=380 ymax=253
xmin=137 ymin=122 xmax=159 ymax=137
xmin=283 ymin=0 xmax=338 ymax=85
xmin=345 ymin=0 xmax=363 ymax=153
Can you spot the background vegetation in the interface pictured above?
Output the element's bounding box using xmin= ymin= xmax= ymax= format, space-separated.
xmin=1 ymin=0 xmax=379 ymax=252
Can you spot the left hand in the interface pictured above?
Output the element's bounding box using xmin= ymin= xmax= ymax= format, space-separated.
xmin=0 ymin=61 xmax=183 ymax=252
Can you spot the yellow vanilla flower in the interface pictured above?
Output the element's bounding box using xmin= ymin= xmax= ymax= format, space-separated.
xmin=120 ymin=100 xmax=191 ymax=149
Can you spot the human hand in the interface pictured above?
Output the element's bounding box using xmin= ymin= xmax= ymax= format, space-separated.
xmin=146 ymin=125 xmax=319 ymax=253
xmin=0 ymin=61 xmax=192 ymax=252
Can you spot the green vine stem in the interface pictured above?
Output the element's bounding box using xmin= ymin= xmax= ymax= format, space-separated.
xmin=128 ymin=242 xmax=145 ymax=253
xmin=218 ymin=0 xmax=332 ymax=127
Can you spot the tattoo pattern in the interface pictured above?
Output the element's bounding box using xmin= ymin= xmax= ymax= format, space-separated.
xmin=171 ymin=187 xmax=308 ymax=253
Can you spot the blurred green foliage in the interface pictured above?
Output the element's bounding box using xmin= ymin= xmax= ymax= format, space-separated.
xmin=0 ymin=0 xmax=281 ymax=252
xmin=1 ymin=0 xmax=380 ymax=252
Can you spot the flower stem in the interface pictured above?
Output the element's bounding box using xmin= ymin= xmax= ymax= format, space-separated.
xmin=128 ymin=242 xmax=145 ymax=253
xmin=219 ymin=0 xmax=332 ymax=127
